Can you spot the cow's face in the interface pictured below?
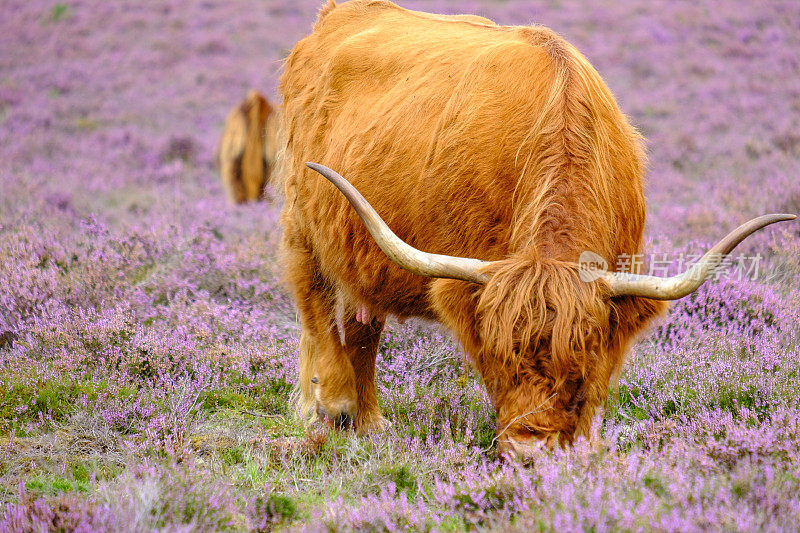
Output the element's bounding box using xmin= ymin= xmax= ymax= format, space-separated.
xmin=472 ymin=258 xmax=612 ymax=458
xmin=493 ymin=366 xmax=597 ymax=457
xmin=486 ymin=289 xmax=672 ymax=458
xmin=487 ymin=324 xmax=606 ymax=457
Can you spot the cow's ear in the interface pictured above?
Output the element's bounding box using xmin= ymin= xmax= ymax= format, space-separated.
xmin=429 ymin=278 xmax=483 ymax=362
xmin=609 ymin=295 xmax=667 ymax=340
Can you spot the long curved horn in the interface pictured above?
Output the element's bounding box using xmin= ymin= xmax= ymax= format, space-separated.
xmin=601 ymin=213 xmax=796 ymax=300
xmin=306 ymin=162 xmax=491 ymax=283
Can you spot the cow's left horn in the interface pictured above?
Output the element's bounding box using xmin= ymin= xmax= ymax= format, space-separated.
xmin=306 ymin=162 xmax=492 ymax=283
xmin=602 ymin=213 xmax=796 ymax=300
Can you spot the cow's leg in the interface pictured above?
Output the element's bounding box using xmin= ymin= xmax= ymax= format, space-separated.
xmin=283 ymin=239 xmax=357 ymax=426
xmin=221 ymin=159 xmax=246 ymax=204
xmin=340 ymin=314 xmax=389 ymax=433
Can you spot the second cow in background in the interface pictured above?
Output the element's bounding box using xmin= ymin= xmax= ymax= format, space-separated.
xmin=215 ymin=90 xmax=280 ymax=204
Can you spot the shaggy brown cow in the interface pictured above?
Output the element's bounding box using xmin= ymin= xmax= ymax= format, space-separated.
xmin=215 ymin=89 xmax=280 ymax=204
xmin=278 ymin=0 xmax=794 ymax=456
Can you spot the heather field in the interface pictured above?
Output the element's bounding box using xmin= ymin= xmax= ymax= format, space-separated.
xmin=1 ymin=0 xmax=800 ymax=530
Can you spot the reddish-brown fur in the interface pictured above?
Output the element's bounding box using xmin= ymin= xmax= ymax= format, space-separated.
xmin=279 ymin=0 xmax=666 ymax=453
xmin=215 ymin=90 xmax=280 ymax=204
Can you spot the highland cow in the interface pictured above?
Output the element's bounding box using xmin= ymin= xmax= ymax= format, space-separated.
xmin=278 ymin=0 xmax=794 ymax=456
xmin=215 ymin=89 xmax=280 ymax=204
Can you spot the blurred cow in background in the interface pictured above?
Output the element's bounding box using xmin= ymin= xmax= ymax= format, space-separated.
xmin=215 ymin=90 xmax=280 ymax=204
xmin=278 ymin=0 xmax=794 ymax=458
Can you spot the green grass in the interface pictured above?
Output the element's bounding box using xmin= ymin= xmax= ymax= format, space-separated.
xmin=201 ymin=377 xmax=292 ymax=416
xmin=0 ymin=381 xmax=79 ymax=435
xmin=252 ymin=493 xmax=298 ymax=524
xmin=25 ymin=474 xmax=89 ymax=496
xmin=372 ymin=464 xmax=418 ymax=496
xmin=49 ymin=3 xmax=71 ymax=22
xmin=0 ymin=376 xmax=142 ymax=436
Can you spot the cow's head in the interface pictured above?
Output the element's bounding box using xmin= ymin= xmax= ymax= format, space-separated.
xmin=306 ymin=162 xmax=794 ymax=457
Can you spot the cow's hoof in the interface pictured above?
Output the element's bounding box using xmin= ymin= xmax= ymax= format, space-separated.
xmin=315 ymin=399 xmax=356 ymax=430
xmin=356 ymin=412 xmax=391 ymax=434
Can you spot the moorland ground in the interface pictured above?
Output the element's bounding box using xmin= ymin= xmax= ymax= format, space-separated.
xmin=1 ymin=0 xmax=800 ymax=530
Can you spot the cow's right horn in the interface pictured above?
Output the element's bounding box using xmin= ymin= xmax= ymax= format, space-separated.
xmin=601 ymin=213 xmax=795 ymax=300
xmin=306 ymin=162 xmax=492 ymax=284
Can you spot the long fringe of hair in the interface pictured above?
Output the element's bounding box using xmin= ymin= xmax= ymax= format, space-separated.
xmin=476 ymin=255 xmax=610 ymax=391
